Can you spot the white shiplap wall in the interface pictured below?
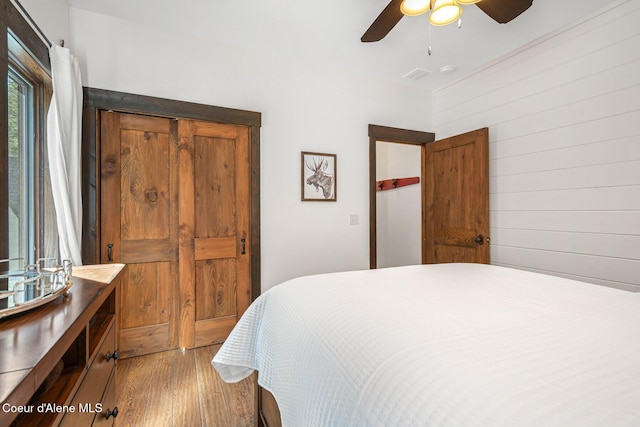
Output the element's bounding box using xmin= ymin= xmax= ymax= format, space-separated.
xmin=433 ymin=0 xmax=640 ymax=291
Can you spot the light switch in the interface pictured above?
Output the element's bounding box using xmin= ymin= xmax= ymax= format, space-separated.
xmin=349 ymin=214 xmax=359 ymax=225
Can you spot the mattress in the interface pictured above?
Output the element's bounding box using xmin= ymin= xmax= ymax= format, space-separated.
xmin=212 ymin=263 xmax=640 ymax=426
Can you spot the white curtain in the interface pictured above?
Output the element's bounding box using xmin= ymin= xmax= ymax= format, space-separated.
xmin=47 ymin=44 xmax=83 ymax=265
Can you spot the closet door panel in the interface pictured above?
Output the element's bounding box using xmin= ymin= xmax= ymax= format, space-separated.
xmin=179 ymin=120 xmax=251 ymax=349
xmin=101 ymin=111 xmax=178 ymax=357
xmin=102 ymin=112 xmax=251 ymax=355
xmin=119 ymin=127 xmax=170 ymax=240
xmin=195 ymin=258 xmax=237 ymax=320
xmin=194 ymin=136 xmax=237 ymax=238
xmin=121 ymin=262 xmax=171 ymax=329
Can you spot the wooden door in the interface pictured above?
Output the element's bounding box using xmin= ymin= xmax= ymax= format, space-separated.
xmin=423 ymin=128 xmax=489 ymax=264
xmin=101 ymin=112 xmax=178 ymax=357
xmin=177 ymin=119 xmax=251 ymax=350
xmin=101 ymin=112 xmax=251 ymax=357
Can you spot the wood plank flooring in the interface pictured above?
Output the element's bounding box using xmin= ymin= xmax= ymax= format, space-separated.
xmin=116 ymin=344 xmax=255 ymax=427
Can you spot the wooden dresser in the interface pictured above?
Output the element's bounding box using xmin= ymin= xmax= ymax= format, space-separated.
xmin=0 ymin=264 xmax=125 ymax=426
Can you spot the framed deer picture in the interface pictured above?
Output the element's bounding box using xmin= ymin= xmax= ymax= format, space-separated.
xmin=301 ymin=151 xmax=337 ymax=201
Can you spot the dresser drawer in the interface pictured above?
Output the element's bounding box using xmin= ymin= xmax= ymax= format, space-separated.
xmin=61 ymin=322 xmax=117 ymax=426
xmin=92 ymin=370 xmax=117 ymax=426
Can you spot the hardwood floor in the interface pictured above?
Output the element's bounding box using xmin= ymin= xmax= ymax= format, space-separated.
xmin=116 ymin=345 xmax=256 ymax=427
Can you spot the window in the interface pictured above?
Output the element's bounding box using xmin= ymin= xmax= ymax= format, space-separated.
xmin=8 ymin=67 xmax=35 ymax=264
xmin=2 ymin=14 xmax=55 ymax=270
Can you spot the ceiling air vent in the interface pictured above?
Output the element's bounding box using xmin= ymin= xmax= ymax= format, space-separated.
xmin=402 ymin=68 xmax=433 ymax=80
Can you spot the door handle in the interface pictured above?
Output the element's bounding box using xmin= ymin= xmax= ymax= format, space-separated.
xmin=240 ymin=238 xmax=246 ymax=255
xmin=474 ymin=234 xmax=484 ymax=245
xmin=107 ymin=243 xmax=114 ymax=262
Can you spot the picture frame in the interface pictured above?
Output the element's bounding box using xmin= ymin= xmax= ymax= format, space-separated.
xmin=301 ymin=151 xmax=337 ymax=201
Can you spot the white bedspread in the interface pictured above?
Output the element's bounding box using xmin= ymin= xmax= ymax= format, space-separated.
xmin=212 ymin=263 xmax=640 ymax=426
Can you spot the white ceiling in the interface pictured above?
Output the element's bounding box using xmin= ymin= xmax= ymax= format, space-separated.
xmin=67 ymin=0 xmax=607 ymax=90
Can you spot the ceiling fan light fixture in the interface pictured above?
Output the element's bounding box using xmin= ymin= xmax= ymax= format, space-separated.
xmin=456 ymin=0 xmax=481 ymax=5
xmin=400 ymin=0 xmax=431 ymax=16
xmin=429 ymin=0 xmax=463 ymax=26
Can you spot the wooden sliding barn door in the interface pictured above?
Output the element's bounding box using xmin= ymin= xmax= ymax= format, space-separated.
xmin=101 ymin=112 xmax=251 ymax=357
xmin=101 ymin=112 xmax=177 ymax=358
xmin=424 ymin=128 xmax=489 ymax=264
xmin=178 ymin=119 xmax=251 ymax=350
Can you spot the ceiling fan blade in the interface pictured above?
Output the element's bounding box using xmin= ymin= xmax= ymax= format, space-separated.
xmin=476 ymin=0 xmax=533 ymax=24
xmin=361 ymin=0 xmax=405 ymax=43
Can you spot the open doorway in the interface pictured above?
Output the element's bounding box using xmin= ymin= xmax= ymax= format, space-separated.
xmin=376 ymin=142 xmax=422 ymax=268
xmin=369 ymin=125 xmax=435 ymax=269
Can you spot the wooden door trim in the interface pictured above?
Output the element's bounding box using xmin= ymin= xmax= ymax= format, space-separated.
xmin=368 ymin=124 xmax=435 ymax=269
xmin=83 ymin=88 xmax=262 ymax=301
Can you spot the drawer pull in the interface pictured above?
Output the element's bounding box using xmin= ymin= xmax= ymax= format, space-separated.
xmin=106 ymin=350 xmax=119 ymax=362
xmin=106 ymin=406 xmax=119 ymax=419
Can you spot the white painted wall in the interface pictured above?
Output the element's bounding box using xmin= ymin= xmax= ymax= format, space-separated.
xmin=434 ymin=0 xmax=640 ymax=291
xmin=43 ymin=8 xmax=432 ymax=291
xmin=376 ymin=142 xmax=422 ymax=268
xmin=16 ymin=0 xmax=68 ymax=48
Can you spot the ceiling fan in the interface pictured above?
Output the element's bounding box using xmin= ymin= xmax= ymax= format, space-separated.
xmin=361 ymin=0 xmax=534 ymax=43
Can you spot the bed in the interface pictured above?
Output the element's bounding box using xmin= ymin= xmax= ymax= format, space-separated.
xmin=212 ymin=263 xmax=640 ymax=426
